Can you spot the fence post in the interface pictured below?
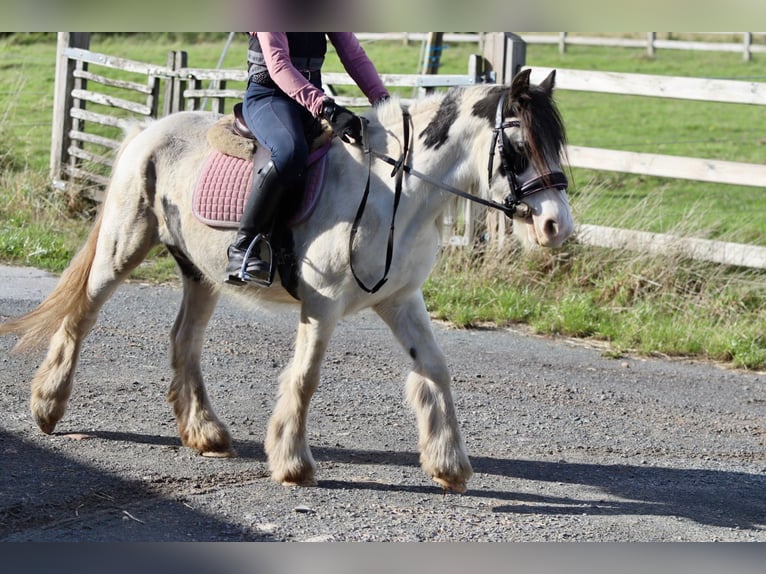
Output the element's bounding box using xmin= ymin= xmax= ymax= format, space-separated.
xmin=174 ymin=50 xmax=189 ymax=112
xmin=50 ymin=32 xmax=90 ymax=189
xmin=647 ymin=32 xmax=656 ymax=58
xmin=420 ymin=32 xmax=444 ymax=96
xmin=421 ymin=32 xmax=444 ymax=74
xmin=507 ymin=33 xmax=526 ymax=80
xmin=163 ymin=51 xmax=176 ymax=116
xmin=163 ymin=50 xmax=188 ymax=114
xmin=743 ymin=32 xmax=752 ymax=62
xmin=483 ymin=32 xmax=526 ymax=85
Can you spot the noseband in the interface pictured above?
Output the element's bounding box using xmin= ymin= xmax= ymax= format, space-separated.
xmin=488 ymin=91 xmax=568 ymax=217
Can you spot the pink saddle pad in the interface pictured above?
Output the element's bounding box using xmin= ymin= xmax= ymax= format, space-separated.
xmin=193 ymin=142 xmax=330 ymax=228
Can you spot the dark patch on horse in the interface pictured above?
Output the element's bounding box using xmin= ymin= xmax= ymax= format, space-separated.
xmin=142 ymin=156 xmax=157 ymax=207
xmin=419 ymin=88 xmax=461 ymax=150
xmin=164 ymin=135 xmax=190 ymax=162
xmin=470 ymin=86 xmax=505 ymax=127
xmin=166 ymin=245 xmax=203 ymax=282
xmin=161 ymin=197 xmax=203 ymax=282
xmin=409 ymin=347 xmax=417 ymax=360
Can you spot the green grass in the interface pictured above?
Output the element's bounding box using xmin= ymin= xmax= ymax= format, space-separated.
xmin=424 ymin=234 xmax=766 ymax=370
xmin=0 ymin=169 xmax=89 ymax=272
xmin=1 ymin=33 xmax=765 ymax=369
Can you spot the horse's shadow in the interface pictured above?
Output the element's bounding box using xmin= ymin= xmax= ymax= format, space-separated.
xmin=88 ymin=430 xmax=766 ymax=532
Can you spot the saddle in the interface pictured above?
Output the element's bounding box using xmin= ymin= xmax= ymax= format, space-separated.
xmin=195 ymin=103 xmax=334 ymax=298
xmin=196 ymin=103 xmax=333 ymax=228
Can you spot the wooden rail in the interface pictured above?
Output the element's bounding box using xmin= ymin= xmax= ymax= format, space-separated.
xmin=50 ymin=37 xmax=488 ymax=200
xmin=521 ymin=32 xmax=766 ymax=61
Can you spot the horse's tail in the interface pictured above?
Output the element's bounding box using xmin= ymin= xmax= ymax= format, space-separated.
xmin=0 ymin=214 xmax=102 ymax=352
xmin=0 ymin=123 xmax=146 ymax=353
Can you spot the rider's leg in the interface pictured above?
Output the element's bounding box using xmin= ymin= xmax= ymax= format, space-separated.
xmin=225 ymin=81 xmax=310 ymax=286
xmin=225 ymin=159 xmax=284 ymax=284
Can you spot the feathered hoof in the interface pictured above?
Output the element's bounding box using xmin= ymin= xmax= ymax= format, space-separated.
xmin=268 ymin=456 xmax=317 ymax=487
xmin=432 ymin=475 xmax=468 ymax=494
xmin=275 ymin=476 xmax=317 ymax=487
xmin=181 ymin=425 xmax=234 ymax=458
xmin=32 ymin=401 xmax=65 ymax=435
xmin=35 ymin=417 xmax=59 ymax=435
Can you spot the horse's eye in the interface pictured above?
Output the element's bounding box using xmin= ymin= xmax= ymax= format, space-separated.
xmin=503 ymin=145 xmax=528 ymax=174
xmin=500 ymin=134 xmax=527 ymax=174
xmin=513 ymin=153 xmax=529 ymax=173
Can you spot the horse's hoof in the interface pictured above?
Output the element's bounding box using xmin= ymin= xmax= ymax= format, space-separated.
xmin=278 ymin=476 xmax=317 ymax=488
xmin=432 ymin=475 xmax=468 ymax=493
xmin=269 ymin=464 xmax=317 ymax=487
xmin=201 ymin=448 xmax=237 ymax=458
xmin=33 ymin=414 xmax=59 ymax=435
xmin=32 ymin=399 xmax=66 ymax=435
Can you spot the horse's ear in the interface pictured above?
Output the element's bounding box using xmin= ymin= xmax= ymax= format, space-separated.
xmin=539 ymin=70 xmax=556 ymax=95
xmin=510 ymin=68 xmax=531 ymax=99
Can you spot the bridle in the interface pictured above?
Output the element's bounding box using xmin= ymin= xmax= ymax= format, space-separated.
xmin=487 ymin=91 xmax=568 ymax=218
xmin=349 ymin=94 xmax=568 ymax=293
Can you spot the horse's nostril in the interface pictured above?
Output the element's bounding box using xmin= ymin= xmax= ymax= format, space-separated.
xmin=543 ymin=219 xmax=558 ymax=237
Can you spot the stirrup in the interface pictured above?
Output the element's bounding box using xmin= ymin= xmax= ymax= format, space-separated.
xmin=226 ymin=234 xmax=273 ymax=287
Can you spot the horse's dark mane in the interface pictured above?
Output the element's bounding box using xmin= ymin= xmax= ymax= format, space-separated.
xmin=472 ymin=83 xmax=568 ymax=175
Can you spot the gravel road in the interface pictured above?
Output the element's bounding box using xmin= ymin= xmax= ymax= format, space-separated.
xmin=1 ymin=264 xmax=764 ymax=542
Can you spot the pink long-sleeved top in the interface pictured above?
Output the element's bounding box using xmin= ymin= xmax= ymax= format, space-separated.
xmin=253 ymin=32 xmax=390 ymax=118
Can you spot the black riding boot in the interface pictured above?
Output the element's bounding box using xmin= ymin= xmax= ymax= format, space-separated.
xmin=225 ymin=160 xmax=284 ymax=286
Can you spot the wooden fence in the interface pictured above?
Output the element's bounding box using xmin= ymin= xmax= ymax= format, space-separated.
xmin=356 ymin=32 xmax=766 ymax=61
xmin=49 ymin=33 xmax=501 ymax=201
xmin=49 ymin=32 xmax=516 ymax=248
xmin=521 ymin=32 xmax=766 ymax=62
xmin=49 ymin=33 xmax=766 ymax=268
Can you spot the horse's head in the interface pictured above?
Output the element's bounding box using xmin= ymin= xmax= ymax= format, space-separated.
xmin=483 ymin=69 xmax=574 ymax=249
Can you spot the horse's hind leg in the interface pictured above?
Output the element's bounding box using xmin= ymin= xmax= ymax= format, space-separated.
xmin=265 ymin=309 xmax=336 ymax=486
xmin=167 ymin=273 xmax=233 ymax=457
xmin=374 ymin=292 xmax=473 ymax=492
xmin=29 ymin=198 xmax=157 ymax=434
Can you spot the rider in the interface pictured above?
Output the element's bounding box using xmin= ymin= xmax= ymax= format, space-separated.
xmin=225 ymin=32 xmax=391 ymax=285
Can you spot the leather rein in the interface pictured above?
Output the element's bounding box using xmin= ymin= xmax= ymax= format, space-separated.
xmin=349 ymin=96 xmax=568 ymax=294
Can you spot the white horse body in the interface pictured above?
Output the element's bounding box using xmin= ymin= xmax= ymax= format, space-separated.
xmin=1 ymin=70 xmax=572 ymax=492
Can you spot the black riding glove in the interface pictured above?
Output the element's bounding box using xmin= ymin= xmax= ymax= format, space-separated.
xmin=322 ymin=98 xmax=363 ymax=144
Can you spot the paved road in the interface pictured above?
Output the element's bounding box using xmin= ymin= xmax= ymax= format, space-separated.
xmin=1 ymin=265 xmax=765 ymax=541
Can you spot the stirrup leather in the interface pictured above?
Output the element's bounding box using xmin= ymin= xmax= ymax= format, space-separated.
xmin=226 ymin=233 xmax=273 ymax=287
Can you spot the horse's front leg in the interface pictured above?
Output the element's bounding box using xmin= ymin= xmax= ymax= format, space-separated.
xmin=265 ymin=310 xmax=335 ymax=486
xmin=167 ymin=274 xmax=233 ymax=457
xmin=375 ymin=292 xmax=473 ymax=492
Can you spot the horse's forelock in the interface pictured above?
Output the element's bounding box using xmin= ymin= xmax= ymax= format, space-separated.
xmin=509 ymin=83 xmax=567 ymax=174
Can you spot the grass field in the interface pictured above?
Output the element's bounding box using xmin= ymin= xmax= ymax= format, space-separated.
xmin=1 ymin=33 xmax=765 ymax=369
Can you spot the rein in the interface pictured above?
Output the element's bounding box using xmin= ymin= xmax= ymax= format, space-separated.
xmin=348 ymin=109 xmax=412 ymax=294
xmin=348 ymin=97 xmax=568 ymax=294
